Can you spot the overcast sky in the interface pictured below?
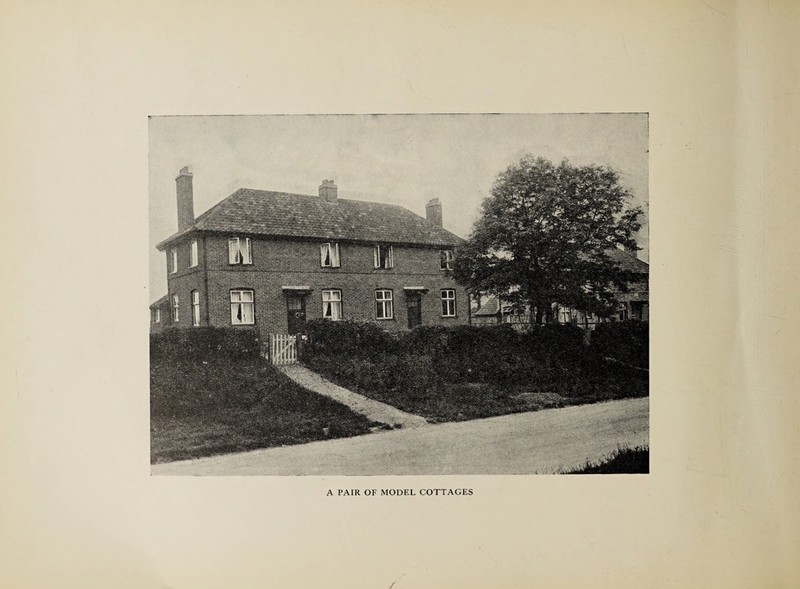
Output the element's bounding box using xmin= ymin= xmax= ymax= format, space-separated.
xmin=150 ymin=114 xmax=648 ymax=299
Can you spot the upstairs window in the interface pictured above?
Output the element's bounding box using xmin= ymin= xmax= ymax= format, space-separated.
xmin=171 ymin=294 xmax=179 ymax=322
xmin=230 ymin=290 xmax=255 ymax=325
xmin=152 ymin=308 xmax=160 ymax=324
xmin=228 ymin=237 xmax=252 ymax=265
xmin=170 ymin=248 xmax=178 ymax=274
xmin=191 ymin=290 xmax=200 ymax=326
xmin=440 ymin=249 xmax=454 ymax=271
xmin=320 ymin=242 xmax=341 ymax=268
xmin=374 ymin=245 xmax=394 ymax=269
xmin=375 ymin=289 xmax=394 ymax=320
xmin=190 ymin=239 xmax=198 ymax=268
xmin=322 ymin=289 xmax=342 ymax=320
xmin=441 ymin=289 xmax=456 ymax=317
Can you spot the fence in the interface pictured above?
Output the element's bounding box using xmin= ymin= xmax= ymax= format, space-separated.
xmin=268 ymin=334 xmax=298 ymax=365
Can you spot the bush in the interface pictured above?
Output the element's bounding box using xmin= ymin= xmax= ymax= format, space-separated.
xmin=301 ymin=319 xmax=400 ymax=360
xmin=591 ymin=321 xmax=648 ymax=368
xmin=150 ymin=327 xmax=261 ymax=362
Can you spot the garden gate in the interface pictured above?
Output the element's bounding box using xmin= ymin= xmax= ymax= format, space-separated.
xmin=268 ymin=333 xmax=298 ymax=365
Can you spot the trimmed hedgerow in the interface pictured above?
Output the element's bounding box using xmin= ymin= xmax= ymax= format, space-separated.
xmin=299 ymin=319 xmax=648 ymax=422
xmin=150 ymin=326 xmax=261 ymax=362
xmin=591 ymin=321 xmax=649 ymax=369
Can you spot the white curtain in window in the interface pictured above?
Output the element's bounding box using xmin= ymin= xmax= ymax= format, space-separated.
xmin=228 ymin=239 xmax=239 ymax=264
xmin=322 ymin=290 xmax=342 ymax=320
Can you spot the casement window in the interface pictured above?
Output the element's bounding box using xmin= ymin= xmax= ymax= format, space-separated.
xmin=171 ymin=294 xmax=179 ymax=322
xmin=152 ymin=308 xmax=160 ymax=324
xmin=191 ymin=290 xmax=200 ymax=326
xmin=440 ymin=249 xmax=454 ymax=271
xmin=170 ymin=248 xmax=178 ymax=274
xmin=373 ymin=244 xmax=394 ymax=269
xmin=441 ymin=289 xmax=456 ymax=317
xmin=230 ymin=289 xmax=255 ymax=325
xmin=190 ymin=239 xmax=198 ymax=268
xmin=322 ymin=289 xmax=342 ymax=320
xmin=320 ymin=242 xmax=341 ymax=268
xmin=228 ymin=237 xmax=252 ymax=265
xmin=375 ymin=289 xmax=394 ymax=320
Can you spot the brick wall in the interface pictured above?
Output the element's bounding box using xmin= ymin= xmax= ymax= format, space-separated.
xmin=166 ymin=234 xmax=469 ymax=337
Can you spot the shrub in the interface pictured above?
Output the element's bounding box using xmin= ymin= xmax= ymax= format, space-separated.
xmin=150 ymin=327 xmax=261 ymax=362
xmin=301 ymin=319 xmax=399 ymax=360
xmin=591 ymin=321 xmax=648 ymax=368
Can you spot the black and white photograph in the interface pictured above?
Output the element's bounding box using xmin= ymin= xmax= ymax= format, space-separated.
xmin=7 ymin=1 xmax=798 ymax=587
xmin=149 ymin=114 xmax=649 ymax=475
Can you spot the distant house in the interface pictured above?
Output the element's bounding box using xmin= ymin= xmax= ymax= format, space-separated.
xmin=149 ymin=295 xmax=169 ymax=333
xmin=151 ymin=167 xmax=468 ymax=338
xmin=470 ymin=248 xmax=649 ymax=330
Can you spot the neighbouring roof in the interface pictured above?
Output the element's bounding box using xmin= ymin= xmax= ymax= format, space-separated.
xmin=473 ymin=296 xmax=502 ymax=317
xmin=606 ymin=247 xmax=649 ymax=274
xmin=149 ymin=294 xmax=168 ymax=308
xmin=157 ymin=188 xmax=463 ymax=250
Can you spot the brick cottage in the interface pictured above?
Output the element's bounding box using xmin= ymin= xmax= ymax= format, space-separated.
xmin=151 ymin=167 xmax=469 ymax=338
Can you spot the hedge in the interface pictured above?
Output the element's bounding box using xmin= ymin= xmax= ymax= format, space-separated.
xmin=591 ymin=321 xmax=649 ymax=369
xmin=150 ymin=326 xmax=261 ymax=362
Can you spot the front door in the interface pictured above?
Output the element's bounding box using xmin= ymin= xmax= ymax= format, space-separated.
xmin=287 ymin=295 xmax=306 ymax=334
xmin=406 ymin=293 xmax=422 ymax=329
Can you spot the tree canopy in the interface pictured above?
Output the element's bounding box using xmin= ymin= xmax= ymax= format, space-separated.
xmin=453 ymin=156 xmax=643 ymax=324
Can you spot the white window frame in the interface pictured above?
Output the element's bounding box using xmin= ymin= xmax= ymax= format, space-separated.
xmin=321 ymin=289 xmax=342 ymax=320
xmin=190 ymin=239 xmax=198 ymax=268
xmin=373 ymin=244 xmax=394 ymax=269
xmin=375 ymin=289 xmax=394 ymax=320
xmin=152 ymin=308 xmax=160 ymax=323
xmin=171 ymin=294 xmax=179 ymax=322
xmin=228 ymin=237 xmax=252 ymax=265
xmin=440 ymin=249 xmax=454 ymax=271
xmin=170 ymin=248 xmax=178 ymax=274
xmin=320 ymin=242 xmax=341 ymax=268
xmin=441 ymin=289 xmax=456 ymax=317
xmin=191 ymin=290 xmax=200 ymax=326
xmin=230 ymin=289 xmax=255 ymax=325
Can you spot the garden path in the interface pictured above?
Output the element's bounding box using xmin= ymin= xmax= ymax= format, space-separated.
xmin=278 ymin=364 xmax=429 ymax=429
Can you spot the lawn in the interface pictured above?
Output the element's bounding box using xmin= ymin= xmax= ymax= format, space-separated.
xmin=150 ymin=356 xmax=377 ymax=464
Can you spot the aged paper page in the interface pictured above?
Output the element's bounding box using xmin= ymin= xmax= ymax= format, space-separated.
xmin=2 ymin=1 xmax=797 ymax=587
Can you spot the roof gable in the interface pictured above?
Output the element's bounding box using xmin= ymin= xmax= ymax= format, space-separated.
xmin=158 ymin=188 xmax=463 ymax=249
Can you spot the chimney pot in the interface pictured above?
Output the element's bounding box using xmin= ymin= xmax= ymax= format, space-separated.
xmin=319 ymin=179 xmax=338 ymax=204
xmin=426 ymin=197 xmax=443 ymax=227
xmin=176 ymin=166 xmax=195 ymax=231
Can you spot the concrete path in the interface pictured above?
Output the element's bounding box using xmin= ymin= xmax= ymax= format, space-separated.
xmin=152 ymin=397 xmax=648 ymax=476
xmin=278 ymin=364 xmax=429 ymax=429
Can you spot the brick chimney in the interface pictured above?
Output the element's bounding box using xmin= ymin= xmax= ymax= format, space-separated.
xmin=319 ymin=179 xmax=338 ymax=204
xmin=176 ymin=166 xmax=194 ymax=231
xmin=426 ymin=197 xmax=442 ymax=227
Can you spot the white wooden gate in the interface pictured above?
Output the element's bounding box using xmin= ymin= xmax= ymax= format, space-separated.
xmin=269 ymin=333 xmax=298 ymax=365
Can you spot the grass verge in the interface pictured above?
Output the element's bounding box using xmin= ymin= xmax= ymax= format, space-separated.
xmin=564 ymin=446 xmax=649 ymax=474
xmin=150 ymin=356 xmax=377 ymax=464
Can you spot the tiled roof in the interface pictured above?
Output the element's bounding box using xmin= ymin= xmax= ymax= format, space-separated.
xmin=606 ymin=247 xmax=649 ymax=274
xmin=149 ymin=294 xmax=168 ymax=308
xmin=473 ymin=296 xmax=502 ymax=317
xmin=157 ymin=188 xmax=463 ymax=250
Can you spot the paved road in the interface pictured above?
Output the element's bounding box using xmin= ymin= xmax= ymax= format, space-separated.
xmin=151 ymin=397 xmax=648 ymax=476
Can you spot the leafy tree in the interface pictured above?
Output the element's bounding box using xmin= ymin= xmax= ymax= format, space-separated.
xmin=454 ymin=156 xmax=643 ymax=325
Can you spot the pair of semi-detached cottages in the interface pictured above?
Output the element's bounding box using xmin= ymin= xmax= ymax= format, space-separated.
xmin=150 ymin=167 xmax=469 ymax=338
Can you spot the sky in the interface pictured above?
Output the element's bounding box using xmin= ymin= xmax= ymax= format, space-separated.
xmin=150 ymin=114 xmax=648 ymax=300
